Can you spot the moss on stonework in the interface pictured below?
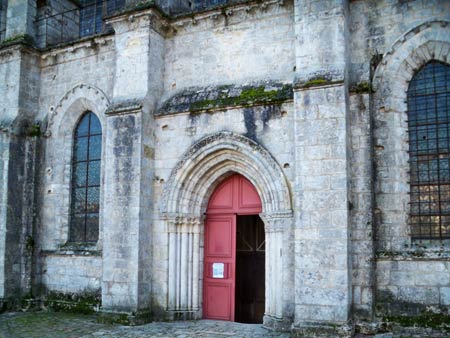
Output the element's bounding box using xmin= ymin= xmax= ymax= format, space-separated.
xmin=98 ymin=312 xmax=130 ymax=325
xmin=158 ymin=82 xmax=293 ymax=115
xmin=301 ymin=78 xmax=329 ymax=88
xmin=43 ymin=291 xmax=101 ymax=315
xmin=0 ymin=34 xmax=34 ymax=48
xmin=384 ymin=313 xmax=450 ymax=331
xmin=26 ymin=124 xmax=41 ymax=137
xmin=25 ymin=236 xmax=35 ymax=254
xmin=188 ymin=84 xmax=292 ymax=113
xmin=350 ymin=81 xmax=373 ymax=94
xmin=295 ymin=75 xmax=344 ymax=89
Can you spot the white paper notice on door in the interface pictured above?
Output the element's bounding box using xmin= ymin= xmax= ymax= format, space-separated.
xmin=212 ymin=262 xmax=224 ymax=278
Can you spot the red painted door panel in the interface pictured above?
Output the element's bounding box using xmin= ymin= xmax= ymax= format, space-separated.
xmin=203 ymin=174 xmax=262 ymax=321
xmin=203 ymin=215 xmax=236 ymax=321
xmin=207 ymin=175 xmax=262 ymax=214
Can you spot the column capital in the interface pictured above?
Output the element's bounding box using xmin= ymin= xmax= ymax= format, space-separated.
xmin=162 ymin=213 xmax=204 ymax=233
xmin=259 ymin=210 xmax=293 ymax=233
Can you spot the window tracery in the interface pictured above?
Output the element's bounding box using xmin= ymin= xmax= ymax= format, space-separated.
xmin=408 ymin=61 xmax=450 ymax=239
xmin=70 ymin=111 xmax=102 ymax=243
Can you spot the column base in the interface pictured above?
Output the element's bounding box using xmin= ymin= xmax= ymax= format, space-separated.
xmin=165 ymin=309 xmax=202 ymax=321
xmin=263 ymin=315 xmax=292 ymax=331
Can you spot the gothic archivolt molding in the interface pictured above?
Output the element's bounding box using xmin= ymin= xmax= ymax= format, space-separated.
xmin=161 ymin=131 xmax=292 ymax=220
xmin=373 ymin=20 xmax=450 ymax=97
xmin=163 ymin=131 xmax=291 ymax=319
xmin=45 ymin=83 xmax=110 ymax=137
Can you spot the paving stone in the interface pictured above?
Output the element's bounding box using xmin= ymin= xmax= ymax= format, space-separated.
xmin=0 ymin=312 xmax=291 ymax=338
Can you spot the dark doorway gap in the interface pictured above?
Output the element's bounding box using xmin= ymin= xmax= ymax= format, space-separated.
xmin=235 ymin=215 xmax=265 ymax=324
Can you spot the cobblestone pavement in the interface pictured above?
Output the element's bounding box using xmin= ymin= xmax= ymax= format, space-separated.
xmin=0 ymin=312 xmax=290 ymax=338
xmin=2 ymin=312 xmax=450 ymax=338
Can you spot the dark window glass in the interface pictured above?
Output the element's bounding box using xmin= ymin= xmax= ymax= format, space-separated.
xmin=79 ymin=0 xmax=125 ymax=38
xmin=70 ymin=112 xmax=102 ymax=242
xmin=409 ymin=61 xmax=450 ymax=239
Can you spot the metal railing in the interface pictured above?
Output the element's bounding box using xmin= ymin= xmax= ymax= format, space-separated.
xmin=35 ymin=0 xmax=124 ymax=49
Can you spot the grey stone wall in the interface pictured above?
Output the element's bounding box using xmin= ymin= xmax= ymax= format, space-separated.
xmin=292 ymin=0 xmax=352 ymax=332
xmin=349 ymin=0 xmax=450 ymax=86
xmin=163 ymin=0 xmax=295 ymax=101
xmin=349 ymin=92 xmax=373 ymax=320
xmin=5 ymin=0 xmax=37 ymax=40
xmin=41 ymin=254 xmax=102 ymax=293
xmin=0 ymin=0 xmax=449 ymax=332
xmin=377 ymin=259 xmax=450 ymax=315
xmin=293 ymin=85 xmax=351 ymax=327
xmin=38 ymin=37 xmax=115 ymax=122
xmin=361 ymin=0 xmax=450 ymax=320
xmin=0 ymin=44 xmax=40 ymax=302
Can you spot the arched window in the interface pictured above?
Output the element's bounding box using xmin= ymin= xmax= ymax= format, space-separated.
xmin=79 ymin=0 xmax=125 ymax=38
xmin=70 ymin=112 xmax=102 ymax=243
xmin=408 ymin=61 xmax=450 ymax=239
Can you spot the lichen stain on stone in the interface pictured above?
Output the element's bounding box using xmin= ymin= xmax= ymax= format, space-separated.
xmin=261 ymin=105 xmax=282 ymax=130
xmin=243 ymin=108 xmax=256 ymax=140
xmin=113 ymin=115 xmax=137 ymax=198
xmin=126 ymin=37 xmax=141 ymax=48
xmin=302 ymin=92 xmax=310 ymax=106
xmin=375 ymin=289 xmax=450 ymax=329
xmin=144 ymin=144 xmax=154 ymax=159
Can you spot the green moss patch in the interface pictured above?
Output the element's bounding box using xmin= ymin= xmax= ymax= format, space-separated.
xmin=295 ymin=74 xmax=344 ymax=90
xmin=350 ymin=81 xmax=373 ymax=94
xmin=158 ymin=81 xmax=293 ymax=115
xmin=43 ymin=291 xmax=101 ymax=315
xmin=384 ymin=313 xmax=450 ymax=331
xmin=0 ymin=34 xmax=34 ymax=48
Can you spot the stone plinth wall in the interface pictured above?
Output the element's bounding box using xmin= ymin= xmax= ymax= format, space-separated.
xmin=41 ymin=255 xmax=102 ymax=293
xmin=377 ymin=259 xmax=450 ymax=315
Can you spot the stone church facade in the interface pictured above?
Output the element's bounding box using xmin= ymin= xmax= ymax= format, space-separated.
xmin=0 ymin=0 xmax=449 ymax=335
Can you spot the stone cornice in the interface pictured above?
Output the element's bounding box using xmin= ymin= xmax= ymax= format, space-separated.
xmin=157 ymin=81 xmax=293 ymax=116
xmin=40 ymin=34 xmax=114 ymax=62
xmin=0 ymin=42 xmax=40 ymax=61
xmin=170 ymin=0 xmax=288 ymax=28
xmin=106 ymin=0 xmax=289 ymax=36
xmin=105 ymin=6 xmax=171 ymax=37
xmin=105 ymin=100 xmax=143 ymax=116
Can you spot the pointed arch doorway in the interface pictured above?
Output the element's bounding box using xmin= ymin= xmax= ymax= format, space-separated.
xmin=203 ymin=173 xmax=265 ymax=323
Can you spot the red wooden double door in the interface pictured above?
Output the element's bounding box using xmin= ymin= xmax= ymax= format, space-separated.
xmin=203 ymin=174 xmax=265 ymax=323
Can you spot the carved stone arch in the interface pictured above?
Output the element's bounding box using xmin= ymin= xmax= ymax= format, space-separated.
xmin=161 ymin=131 xmax=293 ymax=327
xmin=41 ymin=83 xmax=110 ymax=248
xmin=46 ymin=83 xmax=110 ymax=138
xmin=372 ymin=21 xmax=450 ymax=251
xmin=162 ymin=131 xmax=292 ymax=218
xmin=373 ymin=20 xmax=450 ymax=110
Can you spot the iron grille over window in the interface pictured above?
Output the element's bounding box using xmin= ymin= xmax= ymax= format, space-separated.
xmin=80 ymin=0 xmax=125 ymax=38
xmin=70 ymin=112 xmax=102 ymax=243
xmin=408 ymin=61 xmax=450 ymax=239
